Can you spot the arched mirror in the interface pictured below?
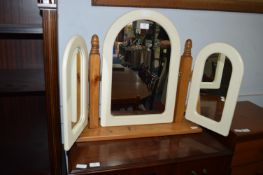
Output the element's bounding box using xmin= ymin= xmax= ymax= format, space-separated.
xmin=101 ymin=10 xmax=181 ymax=126
xmin=185 ymin=43 xmax=244 ymax=136
xmin=199 ymin=53 xmax=232 ymax=122
xmin=111 ymin=20 xmax=170 ymax=116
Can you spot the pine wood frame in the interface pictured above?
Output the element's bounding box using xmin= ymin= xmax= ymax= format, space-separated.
xmin=77 ymin=36 xmax=202 ymax=143
xmin=92 ymin=0 xmax=263 ymax=13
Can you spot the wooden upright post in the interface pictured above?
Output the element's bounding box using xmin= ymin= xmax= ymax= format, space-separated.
xmin=38 ymin=1 xmax=63 ymax=174
xmin=174 ymin=39 xmax=193 ymax=122
xmin=89 ymin=35 xmax=100 ymax=129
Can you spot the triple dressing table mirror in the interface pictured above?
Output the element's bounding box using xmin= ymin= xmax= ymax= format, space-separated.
xmin=61 ymin=9 xmax=244 ymax=151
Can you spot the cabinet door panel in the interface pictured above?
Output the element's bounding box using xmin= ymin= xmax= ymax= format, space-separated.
xmin=232 ymin=139 xmax=263 ymax=166
xmin=175 ymin=156 xmax=231 ymax=175
xmin=232 ymin=161 xmax=263 ymax=175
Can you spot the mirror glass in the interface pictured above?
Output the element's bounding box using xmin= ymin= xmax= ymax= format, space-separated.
xmin=111 ymin=20 xmax=170 ymax=115
xmin=198 ymin=53 xmax=232 ymax=122
xmin=71 ymin=49 xmax=81 ymax=128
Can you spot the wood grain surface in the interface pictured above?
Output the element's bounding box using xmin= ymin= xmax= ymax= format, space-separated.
xmin=92 ymin=0 xmax=263 ymax=13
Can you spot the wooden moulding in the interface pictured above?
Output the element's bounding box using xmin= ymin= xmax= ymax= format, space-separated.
xmin=78 ymin=37 xmax=202 ymax=142
xmin=91 ymin=0 xmax=263 ymax=13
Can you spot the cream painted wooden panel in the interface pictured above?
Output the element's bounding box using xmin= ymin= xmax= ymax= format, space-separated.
xmin=186 ymin=43 xmax=244 ymax=136
xmin=62 ymin=36 xmax=89 ymax=150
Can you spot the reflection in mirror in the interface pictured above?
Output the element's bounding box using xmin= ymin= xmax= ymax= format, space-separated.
xmin=71 ymin=49 xmax=81 ymax=128
xmin=198 ymin=53 xmax=232 ymax=122
xmin=111 ymin=20 xmax=170 ymax=115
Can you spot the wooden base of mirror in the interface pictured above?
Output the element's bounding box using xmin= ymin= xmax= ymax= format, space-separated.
xmin=83 ymin=36 xmax=202 ymax=143
xmin=77 ymin=120 xmax=202 ymax=142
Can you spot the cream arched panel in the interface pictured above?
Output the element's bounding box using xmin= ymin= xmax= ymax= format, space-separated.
xmin=185 ymin=43 xmax=244 ymax=136
xmin=101 ymin=9 xmax=181 ymax=126
xmin=62 ymin=35 xmax=89 ymax=150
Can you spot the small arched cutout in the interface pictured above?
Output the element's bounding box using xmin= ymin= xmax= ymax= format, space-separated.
xmin=101 ymin=10 xmax=181 ymax=126
xmin=62 ymin=35 xmax=89 ymax=150
xmin=185 ymin=43 xmax=244 ymax=136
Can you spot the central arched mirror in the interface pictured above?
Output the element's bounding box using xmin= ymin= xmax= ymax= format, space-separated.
xmin=101 ymin=10 xmax=181 ymax=126
xmin=111 ymin=20 xmax=170 ymax=116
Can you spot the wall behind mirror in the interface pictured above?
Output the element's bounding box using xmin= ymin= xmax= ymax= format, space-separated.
xmin=59 ymin=1 xmax=263 ymax=115
xmin=111 ymin=20 xmax=170 ymax=116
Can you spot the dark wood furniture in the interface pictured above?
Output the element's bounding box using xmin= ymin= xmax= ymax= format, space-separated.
xmin=68 ymin=132 xmax=232 ymax=175
xmin=214 ymin=101 xmax=263 ymax=175
xmin=41 ymin=3 xmax=63 ymax=175
xmin=92 ymin=0 xmax=263 ymax=13
xmin=0 ymin=0 xmax=50 ymax=174
xmin=68 ymin=99 xmax=263 ymax=175
xmin=0 ymin=1 xmax=64 ymax=174
xmin=200 ymin=94 xmax=224 ymax=122
xmin=123 ymin=46 xmax=147 ymax=69
xmin=111 ymin=66 xmax=150 ymax=107
xmin=7 ymin=1 xmax=260 ymax=175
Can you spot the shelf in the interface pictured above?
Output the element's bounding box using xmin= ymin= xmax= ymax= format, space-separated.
xmin=0 ymin=69 xmax=45 ymax=94
xmin=0 ymin=24 xmax=43 ymax=34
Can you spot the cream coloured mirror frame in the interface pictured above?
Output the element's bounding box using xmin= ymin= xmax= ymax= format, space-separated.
xmin=100 ymin=9 xmax=181 ymax=126
xmin=185 ymin=43 xmax=244 ymax=136
xmin=62 ymin=35 xmax=89 ymax=150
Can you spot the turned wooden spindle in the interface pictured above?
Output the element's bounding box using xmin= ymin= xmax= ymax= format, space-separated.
xmin=89 ymin=34 xmax=100 ymax=129
xmin=174 ymin=39 xmax=193 ymax=123
xmin=90 ymin=35 xmax=99 ymax=54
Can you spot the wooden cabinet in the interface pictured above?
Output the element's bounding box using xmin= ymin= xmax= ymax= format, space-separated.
xmin=65 ymin=101 xmax=263 ymax=175
xmin=175 ymin=156 xmax=230 ymax=175
xmin=230 ymin=102 xmax=263 ymax=175
xmin=67 ymin=132 xmax=231 ymax=175
xmin=0 ymin=1 xmax=64 ymax=174
xmin=0 ymin=0 xmax=50 ymax=174
xmin=0 ymin=0 xmax=44 ymax=94
xmin=214 ymin=101 xmax=263 ymax=175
